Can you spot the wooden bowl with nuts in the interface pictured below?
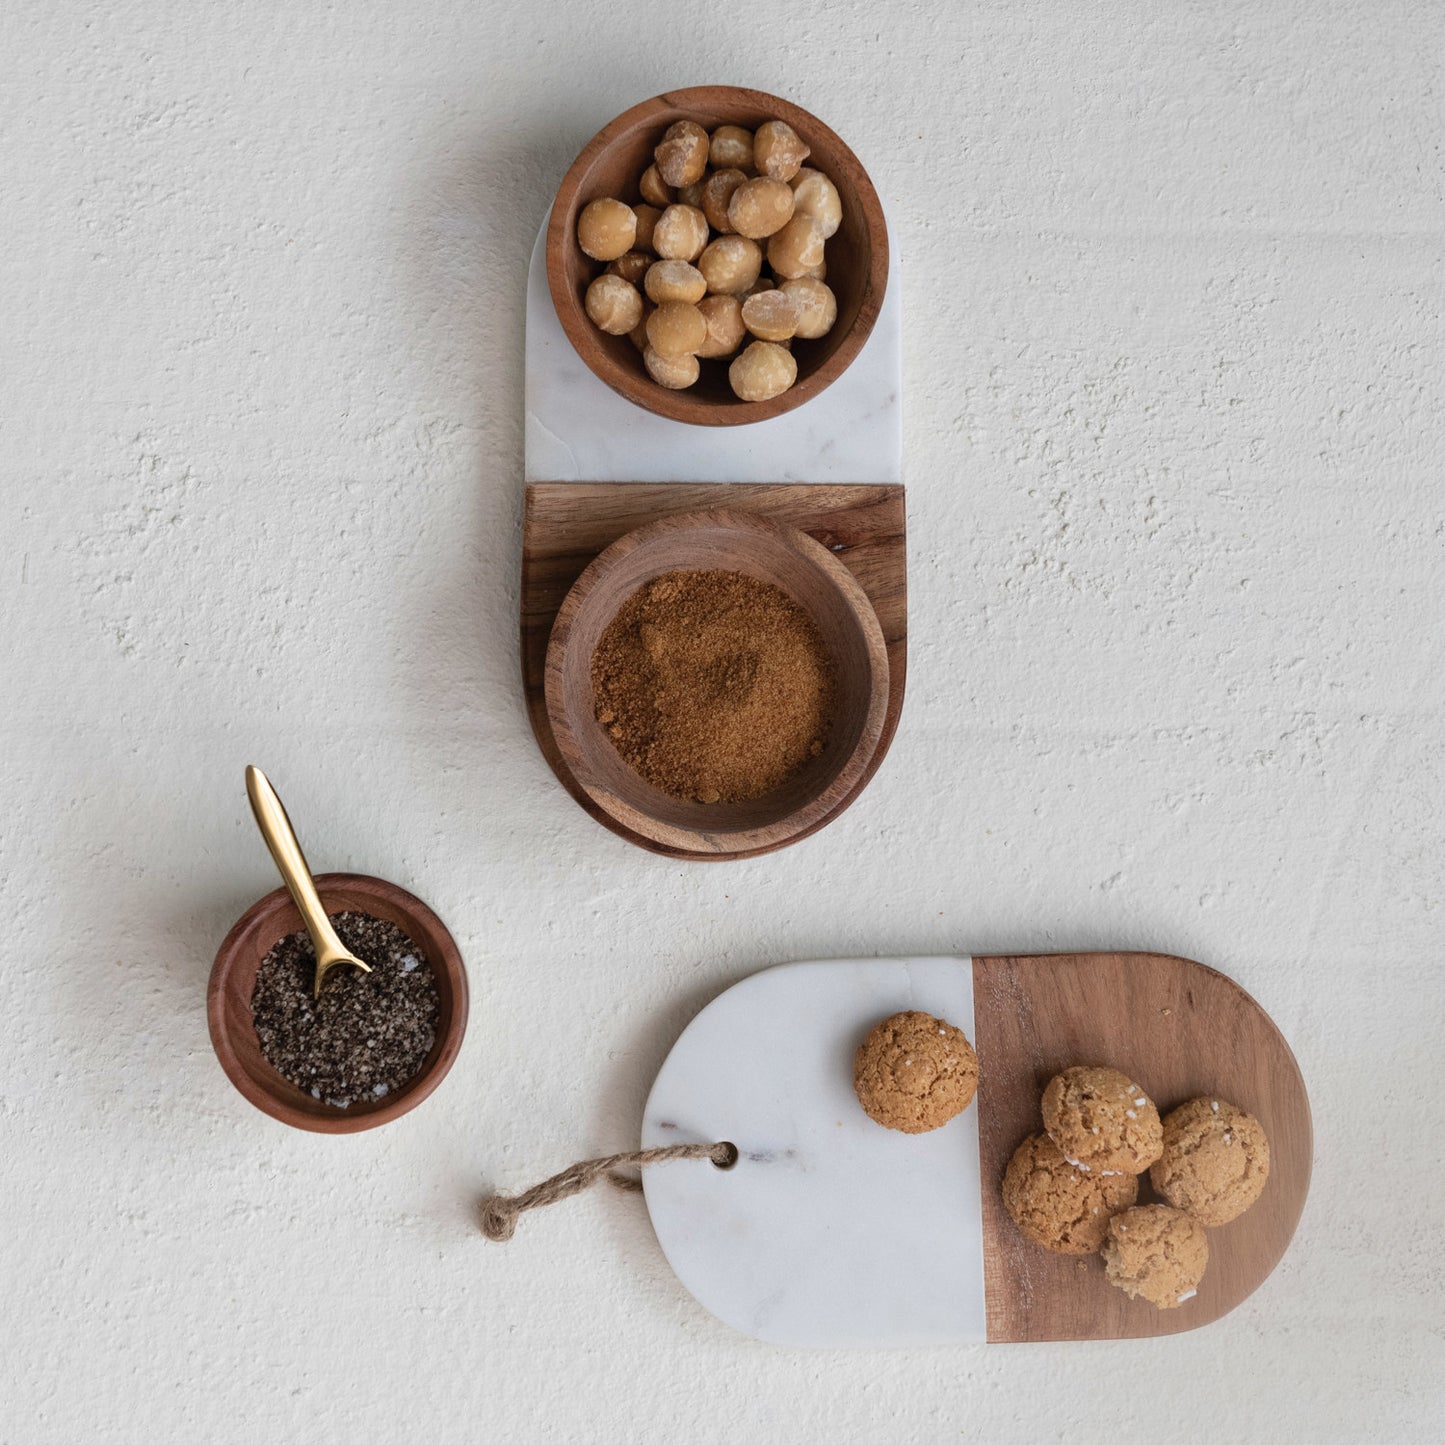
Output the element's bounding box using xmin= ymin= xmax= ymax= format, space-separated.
xmin=547 ymin=86 xmax=889 ymax=426
xmin=544 ymin=509 xmax=890 ymax=855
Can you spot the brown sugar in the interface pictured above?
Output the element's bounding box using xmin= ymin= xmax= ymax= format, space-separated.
xmin=590 ymin=568 xmax=836 ymax=803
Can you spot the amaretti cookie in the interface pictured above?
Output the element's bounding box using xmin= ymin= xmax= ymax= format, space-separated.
xmin=1150 ymin=1096 xmax=1271 ymax=1226
xmin=1002 ymin=1132 xmax=1139 ymax=1254
xmin=853 ymin=1010 xmax=978 ymax=1134
xmin=1101 ymin=1204 xmax=1208 ymax=1309
xmin=1042 ymin=1065 xmax=1162 ymax=1175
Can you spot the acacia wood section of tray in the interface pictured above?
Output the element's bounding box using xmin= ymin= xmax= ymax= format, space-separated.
xmin=972 ymin=951 xmax=1312 ymax=1342
xmin=522 ymin=482 xmax=906 ymax=859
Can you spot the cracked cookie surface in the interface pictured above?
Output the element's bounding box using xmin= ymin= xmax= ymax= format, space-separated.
xmin=1149 ymin=1096 xmax=1270 ymax=1226
xmin=1101 ymin=1204 xmax=1208 ymax=1309
xmin=852 ymin=1010 xmax=978 ymax=1133
xmin=1002 ymin=1132 xmax=1138 ymax=1254
xmin=1042 ymin=1065 xmax=1162 ymax=1174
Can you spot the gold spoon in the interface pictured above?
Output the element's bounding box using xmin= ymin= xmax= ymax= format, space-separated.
xmin=245 ymin=765 xmax=372 ymax=1000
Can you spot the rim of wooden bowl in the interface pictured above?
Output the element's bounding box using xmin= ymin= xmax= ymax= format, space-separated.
xmin=544 ymin=509 xmax=890 ymax=854
xmin=207 ymin=873 xmax=468 ymax=1133
xmin=547 ymin=85 xmax=889 ymax=427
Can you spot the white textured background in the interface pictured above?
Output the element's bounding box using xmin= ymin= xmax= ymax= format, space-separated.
xmin=2 ymin=2 xmax=1442 ymax=1440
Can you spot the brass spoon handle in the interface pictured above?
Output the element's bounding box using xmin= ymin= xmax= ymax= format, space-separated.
xmin=245 ymin=766 xmax=368 ymax=995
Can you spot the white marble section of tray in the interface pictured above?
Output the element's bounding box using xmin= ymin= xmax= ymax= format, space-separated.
xmin=641 ymin=957 xmax=984 ymax=1348
xmin=523 ymin=221 xmax=901 ymax=484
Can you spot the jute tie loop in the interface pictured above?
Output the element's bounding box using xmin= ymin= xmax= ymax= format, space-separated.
xmin=480 ymin=1141 xmax=736 ymax=1242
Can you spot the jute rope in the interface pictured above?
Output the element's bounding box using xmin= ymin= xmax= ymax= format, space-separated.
xmin=480 ymin=1141 xmax=736 ymax=1242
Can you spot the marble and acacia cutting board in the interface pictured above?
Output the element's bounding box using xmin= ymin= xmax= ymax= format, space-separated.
xmin=641 ymin=952 xmax=1311 ymax=1345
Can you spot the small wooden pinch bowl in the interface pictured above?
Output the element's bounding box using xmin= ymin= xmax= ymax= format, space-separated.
xmin=207 ymin=873 xmax=468 ymax=1133
xmin=545 ymin=509 xmax=890 ymax=855
xmin=547 ymin=85 xmax=889 ymax=426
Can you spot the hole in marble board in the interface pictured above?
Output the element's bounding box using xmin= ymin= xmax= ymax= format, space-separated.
xmin=712 ymin=1142 xmax=739 ymax=1170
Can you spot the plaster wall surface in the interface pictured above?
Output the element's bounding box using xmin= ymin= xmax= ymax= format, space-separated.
xmin=2 ymin=2 xmax=1441 ymax=1440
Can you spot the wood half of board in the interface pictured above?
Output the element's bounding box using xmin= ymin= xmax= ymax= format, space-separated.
xmin=521 ymin=482 xmax=906 ymax=859
xmin=971 ymin=951 xmax=1312 ymax=1342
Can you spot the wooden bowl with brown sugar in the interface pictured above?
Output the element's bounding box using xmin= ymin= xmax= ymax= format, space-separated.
xmin=207 ymin=873 xmax=468 ymax=1133
xmin=545 ymin=509 xmax=890 ymax=855
xmin=547 ymin=85 xmax=889 ymax=426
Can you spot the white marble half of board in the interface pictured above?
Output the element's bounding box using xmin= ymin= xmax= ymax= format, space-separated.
xmin=523 ymin=219 xmax=902 ymax=484
xmin=641 ymin=957 xmax=985 ymax=1348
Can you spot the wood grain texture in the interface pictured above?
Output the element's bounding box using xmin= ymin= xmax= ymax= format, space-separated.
xmin=207 ymin=873 xmax=469 ymax=1133
xmin=547 ymin=86 xmax=888 ymax=426
xmin=972 ymin=952 xmax=1312 ymax=1342
xmin=523 ymin=482 xmax=906 ymax=859
xmin=545 ymin=508 xmax=889 ymax=854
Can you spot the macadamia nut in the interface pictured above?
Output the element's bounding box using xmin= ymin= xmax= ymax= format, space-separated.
xmin=727 ymin=177 xmax=795 ymax=239
xmin=646 ymin=300 xmax=708 ymax=357
xmin=644 ymin=259 xmax=707 ymax=304
xmin=753 ymin=120 xmax=810 ymax=181
xmin=605 ymin=251 xmax=651 ymax=285
xmin=654 ymin=121 xmax=710 ymax=188
xmin=632 ymin=203 xmax=662 ymax=252
xmin=697 ymin=235 xmax=762 ymax=296
xmin=653 ymin=204 xmax=709 ymax=261
xmin=766 ymin=215 xmax=825 ymax=279
xmin=577 ymin=198 xmax=636 ymax=261
xmin=790 ymin=168 xmax=842 ymax=238
xmin=729 ymin=340 xmax=797 ymax=401
xmin=701 ymin=168 xmax=748 ymax=233
xmin=644 ymin=346 xmax=700 ymax=389
xmin=695 ymin=294 xmax=747 ymax=358
xmin=741 ymin=287 xmax=799 ymax=341
xmin=709 ymin=125 xmax=754 ymax=172
xmin=639 ymin=165 xmax=675 ymax=207
xmin=629 ymin=300 xmax=655 ymax=352
xmin=585 ymin=273 xmax=644 ymax=335
xmin=780 ymin=277 xmax=837 ymax=339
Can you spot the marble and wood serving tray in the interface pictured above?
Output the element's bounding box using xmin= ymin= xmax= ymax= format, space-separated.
xmin=641 ymin=951 xmax=1311 ymax=1346
xmin=522 ymin=209 xmax=905 ymax=856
